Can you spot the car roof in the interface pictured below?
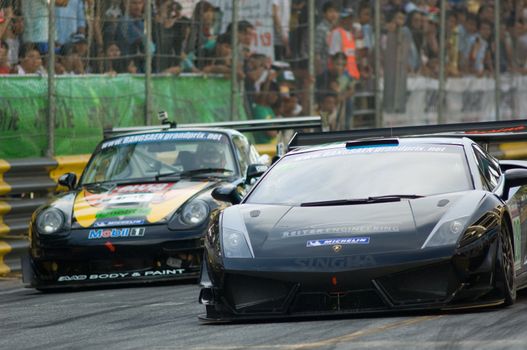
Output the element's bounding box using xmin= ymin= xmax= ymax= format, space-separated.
xmin=287 ymin=136 xmax=474 ymax=156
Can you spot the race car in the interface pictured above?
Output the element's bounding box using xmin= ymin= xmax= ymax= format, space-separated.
xmin=199 ymin=120 xmax=527 ymax=322
xmin=22 ymin=125 xmax=271 ymax=290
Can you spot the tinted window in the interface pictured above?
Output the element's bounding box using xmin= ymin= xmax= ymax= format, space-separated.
xmin=81 ymin=131 xmax=237 ymax=184
xmin=473 ymin=145 xmax=501 ymax=190
xmin=246 ymin=144 xmax=472 ymax=205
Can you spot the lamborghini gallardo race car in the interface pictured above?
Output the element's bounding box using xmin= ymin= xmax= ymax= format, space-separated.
xmin=22 ymin=126 xmax=272 ymax=290
xmin=199 ymin=120 xmax=527 ymax=322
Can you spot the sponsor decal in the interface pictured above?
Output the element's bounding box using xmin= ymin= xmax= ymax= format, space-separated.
xmin=88 ymin=228 xmax=130 ymax=239
xmin=465 ymin=126 xmax=526 ymax=134
xmin=294 ymin=255 xmax=376 ymax=269
xmin=129 ymin=227 xmax=145 ymax=237
xmin=108 ymin=193 xmax=154 ymax=204
xmin=282 ymin=225 xmax=399 ymax=238
xmin=291 ymin=145 xmax=449 ymax=162
xmin=95 ymin=208 xmax=151 ymax=219
xmin=88 ymin=227 xmax=145 ymax=239
xmin=94 ymin=219 xmax=145 ymax=227
xmin=101 ymin=132 xmax=225 ymax=149
xmin=112 ymin=184 xmax=172 ymax=194
xmin=57 ymin=269 xmax=186 ymax=282
xmin=306 ymin=237 xmax=370 ymax=247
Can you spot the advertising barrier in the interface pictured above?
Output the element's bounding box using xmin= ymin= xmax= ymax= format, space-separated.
xmin=0 ymin=75 xmax=245 ymax=159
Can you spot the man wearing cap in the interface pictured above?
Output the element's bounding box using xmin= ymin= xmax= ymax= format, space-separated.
xmin=327 ymin=8 xmax=360 ymax=81
xmin=55 ymin=0 xmax=86 ymax=47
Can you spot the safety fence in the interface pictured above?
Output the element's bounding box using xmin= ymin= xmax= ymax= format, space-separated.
xmin=0 ymin=155 xmax=89 ymax=276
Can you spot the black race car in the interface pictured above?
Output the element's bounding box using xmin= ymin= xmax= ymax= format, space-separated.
xmin=22 ymin=126 xmax=270 ymax=290
xmin=199 ymin=120 xmax=527 ymax=322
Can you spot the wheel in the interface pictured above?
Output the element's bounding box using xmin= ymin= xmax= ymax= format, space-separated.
xmin=495 ymin=223 xmax=516 ymax=306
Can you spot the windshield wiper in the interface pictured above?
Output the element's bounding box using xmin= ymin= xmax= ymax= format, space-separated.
xmin=300 ymin=194 xmax=424 ymax=207
xmin=155 ymin=168 xmax=234 ymax=180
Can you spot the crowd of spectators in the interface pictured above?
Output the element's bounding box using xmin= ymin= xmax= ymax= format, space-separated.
xmin=1 ymin=0 xmax=527 ymax=132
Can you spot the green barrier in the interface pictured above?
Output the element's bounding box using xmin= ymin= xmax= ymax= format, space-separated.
xmin=0 ymin=75 xmax=246 ymax=159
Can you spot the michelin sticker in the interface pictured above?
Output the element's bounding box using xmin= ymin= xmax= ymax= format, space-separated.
xmin=306 ymin=237 xmax=370 ymax=247
xmin=57 ymin=269 xmax=185 ymax=282
xmin=93 ymin=219 xmax=145 ymax=227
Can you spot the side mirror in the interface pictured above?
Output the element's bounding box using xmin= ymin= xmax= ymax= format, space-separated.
xmin=502 ymin=168 xmax=527 ymax=200
xmin=58 ymin=173 xmax=77 ymax=190
xmin=212 ymin=184 xmax=243 ymax=205
xmin=246 ymin=164 xmax=268 ymax=184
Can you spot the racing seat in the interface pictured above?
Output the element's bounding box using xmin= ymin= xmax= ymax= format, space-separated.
xmin=175 ymin=151 xmax=197 ymax=171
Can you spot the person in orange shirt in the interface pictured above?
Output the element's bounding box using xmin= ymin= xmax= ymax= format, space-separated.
xmin=327 ymin=8 xmax=360 ymax=80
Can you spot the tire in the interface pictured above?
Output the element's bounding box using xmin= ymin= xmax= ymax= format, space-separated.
xmin=495 ymin=223 xmax=516 ymax=306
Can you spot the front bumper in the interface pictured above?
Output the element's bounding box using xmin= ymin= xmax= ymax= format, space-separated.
xmin=200 ymin=238 xmax=501 ymax=321
xmin=25 ymin=226 xmax=205 ymax=288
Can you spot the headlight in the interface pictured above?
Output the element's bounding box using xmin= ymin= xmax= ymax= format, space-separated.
xmin=220 ymin=207 xmax=254 ymax=258
xmin=181 ymin=199 xmax=209 ymax=226
xmin=222 ymin=227 xmax=253 ymax=258
xmin=36 ymin=208 xmax=65 ymax=235
xmin=421 ymin=216 xmax=470 ymax=248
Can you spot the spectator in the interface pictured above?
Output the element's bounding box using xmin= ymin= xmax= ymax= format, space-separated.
xmin=225 ymin=20 xmax=256 ymax=68
xmin=245 ymin=53 xmax=269 ymax=108
xmin=459 ymin=13 xmax=478 ymax=73
xmin=55 ymin=0 xmax=86 ymax=47
xmin=357 ymin=1 xmax=373 ymax=80
xmin=100 ymin=41 xmax=128 ymax=74
xmin=201 ymin=32 xmax=232 ymax=75
xmin=0 ymin=40 xmax=10 ymax=74
xmin=490 ymin=23 xmax=514 ymax=74
xmin=403 ymin=10 xmax=425 ymax=73
xmin=382 ymin=10 xmax=409 ymax=113
xmin=15 ymin=43 xmax=45 ymax=75
xmin=251 ymin=85 xmax=279 ymax=144
xmin=21 ymin=0 xmax=49 ymax=54
xmin=3 ymin=13 xmax=23 ymax=67
xmin=100 ymin=0 xmax=124 ymax=49
xmin=445 ymin=10 xmax=460 ymax=76
xmin=289 ymin=0 xmax=308 ymax=70
xmin=0 ymin=0 xmax=13 ymax=39
xmin=272 ymin=0 xmax=291 ymax=60
xmin=316 ymin=52 xmax=354 ymax=129
xmin=468 ymin=19 xmax=492 ymax=76
xmin=512 ymin=18 xmax=527 ymax=73
xmin=185 ymin=0 xmax=218 ymax=69
xmin=153 ymin=0 xmax=187 ymax=72
xmin=316 ymin=92 xmax=338 ymax=131
xmin=328 ymin=8 xmax=360 ymax=80
xmin=56 ymin=45 xmax=85 ymax=75
xmin=315 ymin=1 xmax=339 ymax=75
xmin=116 ymin=0 xmax=146 ymax=68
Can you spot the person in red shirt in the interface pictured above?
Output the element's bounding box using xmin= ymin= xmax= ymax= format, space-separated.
xmin=0 ymin=40 xmax=10 ymax=74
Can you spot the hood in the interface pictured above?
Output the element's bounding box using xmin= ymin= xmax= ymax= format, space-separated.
xmin=72 ymin=181 xmax=214 ymax=228
xmin=234 ymin=192 xmax=477 ymax=258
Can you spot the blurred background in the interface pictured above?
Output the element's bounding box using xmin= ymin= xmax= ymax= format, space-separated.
xmin=1 ymin=0 xmax=526 ymax=158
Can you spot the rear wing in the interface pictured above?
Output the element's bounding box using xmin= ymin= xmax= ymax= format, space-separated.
xmin=103 ymin=116 xmax=322 ymax=139
xmin=288 ymin=119 xmax=527 ymax=151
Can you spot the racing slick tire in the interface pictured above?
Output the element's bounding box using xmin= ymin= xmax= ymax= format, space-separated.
xmin=495 ymin=223 xmax=516 ymax=306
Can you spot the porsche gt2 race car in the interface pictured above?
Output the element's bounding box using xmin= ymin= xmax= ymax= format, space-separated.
xmin=199 ymin=120 xmax=527 ymax=321
xmin=22 ymin=126 xmax=270 ymax=290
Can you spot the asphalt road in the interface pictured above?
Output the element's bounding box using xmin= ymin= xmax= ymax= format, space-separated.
xmin=1 ymin=276 xmax=527 ymax=350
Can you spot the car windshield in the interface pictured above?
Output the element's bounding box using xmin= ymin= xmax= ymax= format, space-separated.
xmin=246 ymin=143 xmax=472 ymax=205
xmin=80 ymin=131 xmax=237 ymax=185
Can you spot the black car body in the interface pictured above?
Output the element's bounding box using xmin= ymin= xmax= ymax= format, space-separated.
xmin=23 ymin=127 xmax=268 ymax=289
xmin=199 ymin=122 xmax=527 ymax=322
